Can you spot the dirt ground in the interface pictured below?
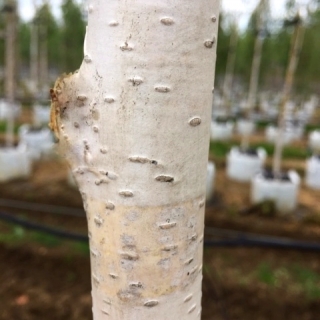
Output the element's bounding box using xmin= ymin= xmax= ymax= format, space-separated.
xmin=0 ymin=152 xmax=319 ymax=319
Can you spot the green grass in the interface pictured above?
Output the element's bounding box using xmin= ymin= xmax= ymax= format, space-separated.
xmin=209 ymin=141 xmax=233 ymax=158
xmin=306 ymin=124 xmax=320 ymax=133
xmin=0 ymin=121 xmax=20 ymax=134
xmin=255 ymin=120 xmax=274 ymax=129
xmin=31 ymin=232 xmax=62 ymax=248
xmin=209 ymin=141 xmax=310 ymax=160
xmin=0 ymin=222 xmax=89 ymax=255
xmin=0 ymin=224 xmax=62 ymax=247
xmin=256 ymin=263 xmax=320 ymax=300
xmin=255 ymin=121 xmax=320 ymax=133
xmin=72 ymin=241 xmax=90 ymax=255
xmin=0 ymin=225 xmax=26 ymax=244
xmin=257 ymin=263 xmax=276 ymax=286
xmin=291 ymin=265 xmax=320 ymax=299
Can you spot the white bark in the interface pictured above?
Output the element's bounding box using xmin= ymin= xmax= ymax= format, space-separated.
xmin=246 ymin=35 xmax=263 ymax=112
xmin=52 ymin=1 xmax=220 ymax=319
xmin=39 ymin=23 xmax=48 ymax=97
xmin=221 ymin=23 xmax=238 ymax=114
xmin=30 ymin=20 xmax=39 ymax=95
xmin=273 ymin=18 xmax=305 ymax=176
xmin=246 ymin=0 xmax=268 ymax=113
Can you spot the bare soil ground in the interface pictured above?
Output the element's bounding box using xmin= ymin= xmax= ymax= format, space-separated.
xmin=0 ymin=134 xmax=319 ymax=319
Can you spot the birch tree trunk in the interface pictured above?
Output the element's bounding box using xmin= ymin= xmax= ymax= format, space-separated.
xmin=30 ymin=19 xmax=39 ymax=96
xmin=273 ymin=16 xmax=304 ymax=176
xmin=39 ymin=23 xmax=48 ymax=98
xmin=51 ymin=1 xmax=220 ymax=319
xmin=4 ymin=0 xmax=17 ymax=147
xmin=221 ymin=23 xmax=238 ymax=115
xmin=246 ymin=34 xmax=263 ymax=112
xmin=246 ymin=0 xmax=268 ymax=114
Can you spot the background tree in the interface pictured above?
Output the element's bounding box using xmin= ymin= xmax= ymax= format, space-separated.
xmin=42 ymin=4 xmax=60 ymax=72
xmin=215 ymin=12 xmax=231 ymax=77
xmin=61 ymin=0 xmax=85 ymax=73
xmin=0 ymin=11 xmax=5 ymax=95
xmin=1 ymin=0 xmax=320 ymax=99
xmin=18 ymin=21 xmax=30 ymax=70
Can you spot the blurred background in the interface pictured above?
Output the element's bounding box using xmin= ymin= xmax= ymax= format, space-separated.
xmin=0 ymin=0 xmax=320 ymax=319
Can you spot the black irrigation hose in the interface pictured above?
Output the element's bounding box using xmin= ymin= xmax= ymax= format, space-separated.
xmin=204 ymin=227 xmax=320 ymax=251
xmin=204 ymin=239 xmax=320 ymax=251
xmin=0 ymin=210 xmax=88 ymax=242
xmin=0 ymin=198 xmax=85 ymax=217
xmin=1 ymin=210 xmax=320 ymax=251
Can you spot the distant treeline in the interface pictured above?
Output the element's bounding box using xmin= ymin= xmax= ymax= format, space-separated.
xmin=216 ymin=6 xmax=320 ymax=95
xmin=0 ymin=0 xmax=86 ymax=82
xmin=0 ymin=0 xmax=320 ymax=95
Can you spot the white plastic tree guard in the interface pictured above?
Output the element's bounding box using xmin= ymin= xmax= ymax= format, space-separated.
xmin=265 ymin=125 xmax=279 ymax=143
xmin=251 ymin=170 xmax=300 ymax=213
xmin=260 ymin=98 xmax=271 ymax=113
xmin=265 ymin=125 xmax=303 ymax=145
xmin=33 ymin=105 xmax=51 ymax=126
xmin=227 ymin=147 xmax=266 ymax=182
xmin=19 ymin=124 xmax=55 ymax=160
xmin=284 ymin=101 xmax=295 ymax=114
xmin=0 ymin=99 xmax=21 ymax=120
xmin=212 ymin=108 xmax=227 ymax=119
xmin=0 ymin=144 xmax=32 ymax=182
xmin=210 ymin=120 xmax=234 ymax=141
xmin=236 ymin=119 xmax=255 ymax=136
xmin=309 ymin=130 xmax=320 ymax=152
xmin=305 ymin=156 xmax=320 ymax=190
xmin=206 ymin=161 xmax=215 ymax=200
xmin=301 ymin=97 xmax=318 ymax=122
xmin=265 ymin=107 xmax=278 ymax=120
xmin=238 ymin=100 xmax=247 ymax=111
xmin=212 ymin=93 xmax=223 ymax=109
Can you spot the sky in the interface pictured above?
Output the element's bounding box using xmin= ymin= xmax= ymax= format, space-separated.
xmin=222 ymin=0 xmax=286 ymax=17
xmin=18 ymin=0 xmax=83 ymax=21
xmin=17 ymin=0 xmax=288 ymax=22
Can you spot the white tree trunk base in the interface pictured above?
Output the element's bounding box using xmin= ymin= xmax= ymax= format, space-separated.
xmin=86 ymin=197 xmax=204 ymax=319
